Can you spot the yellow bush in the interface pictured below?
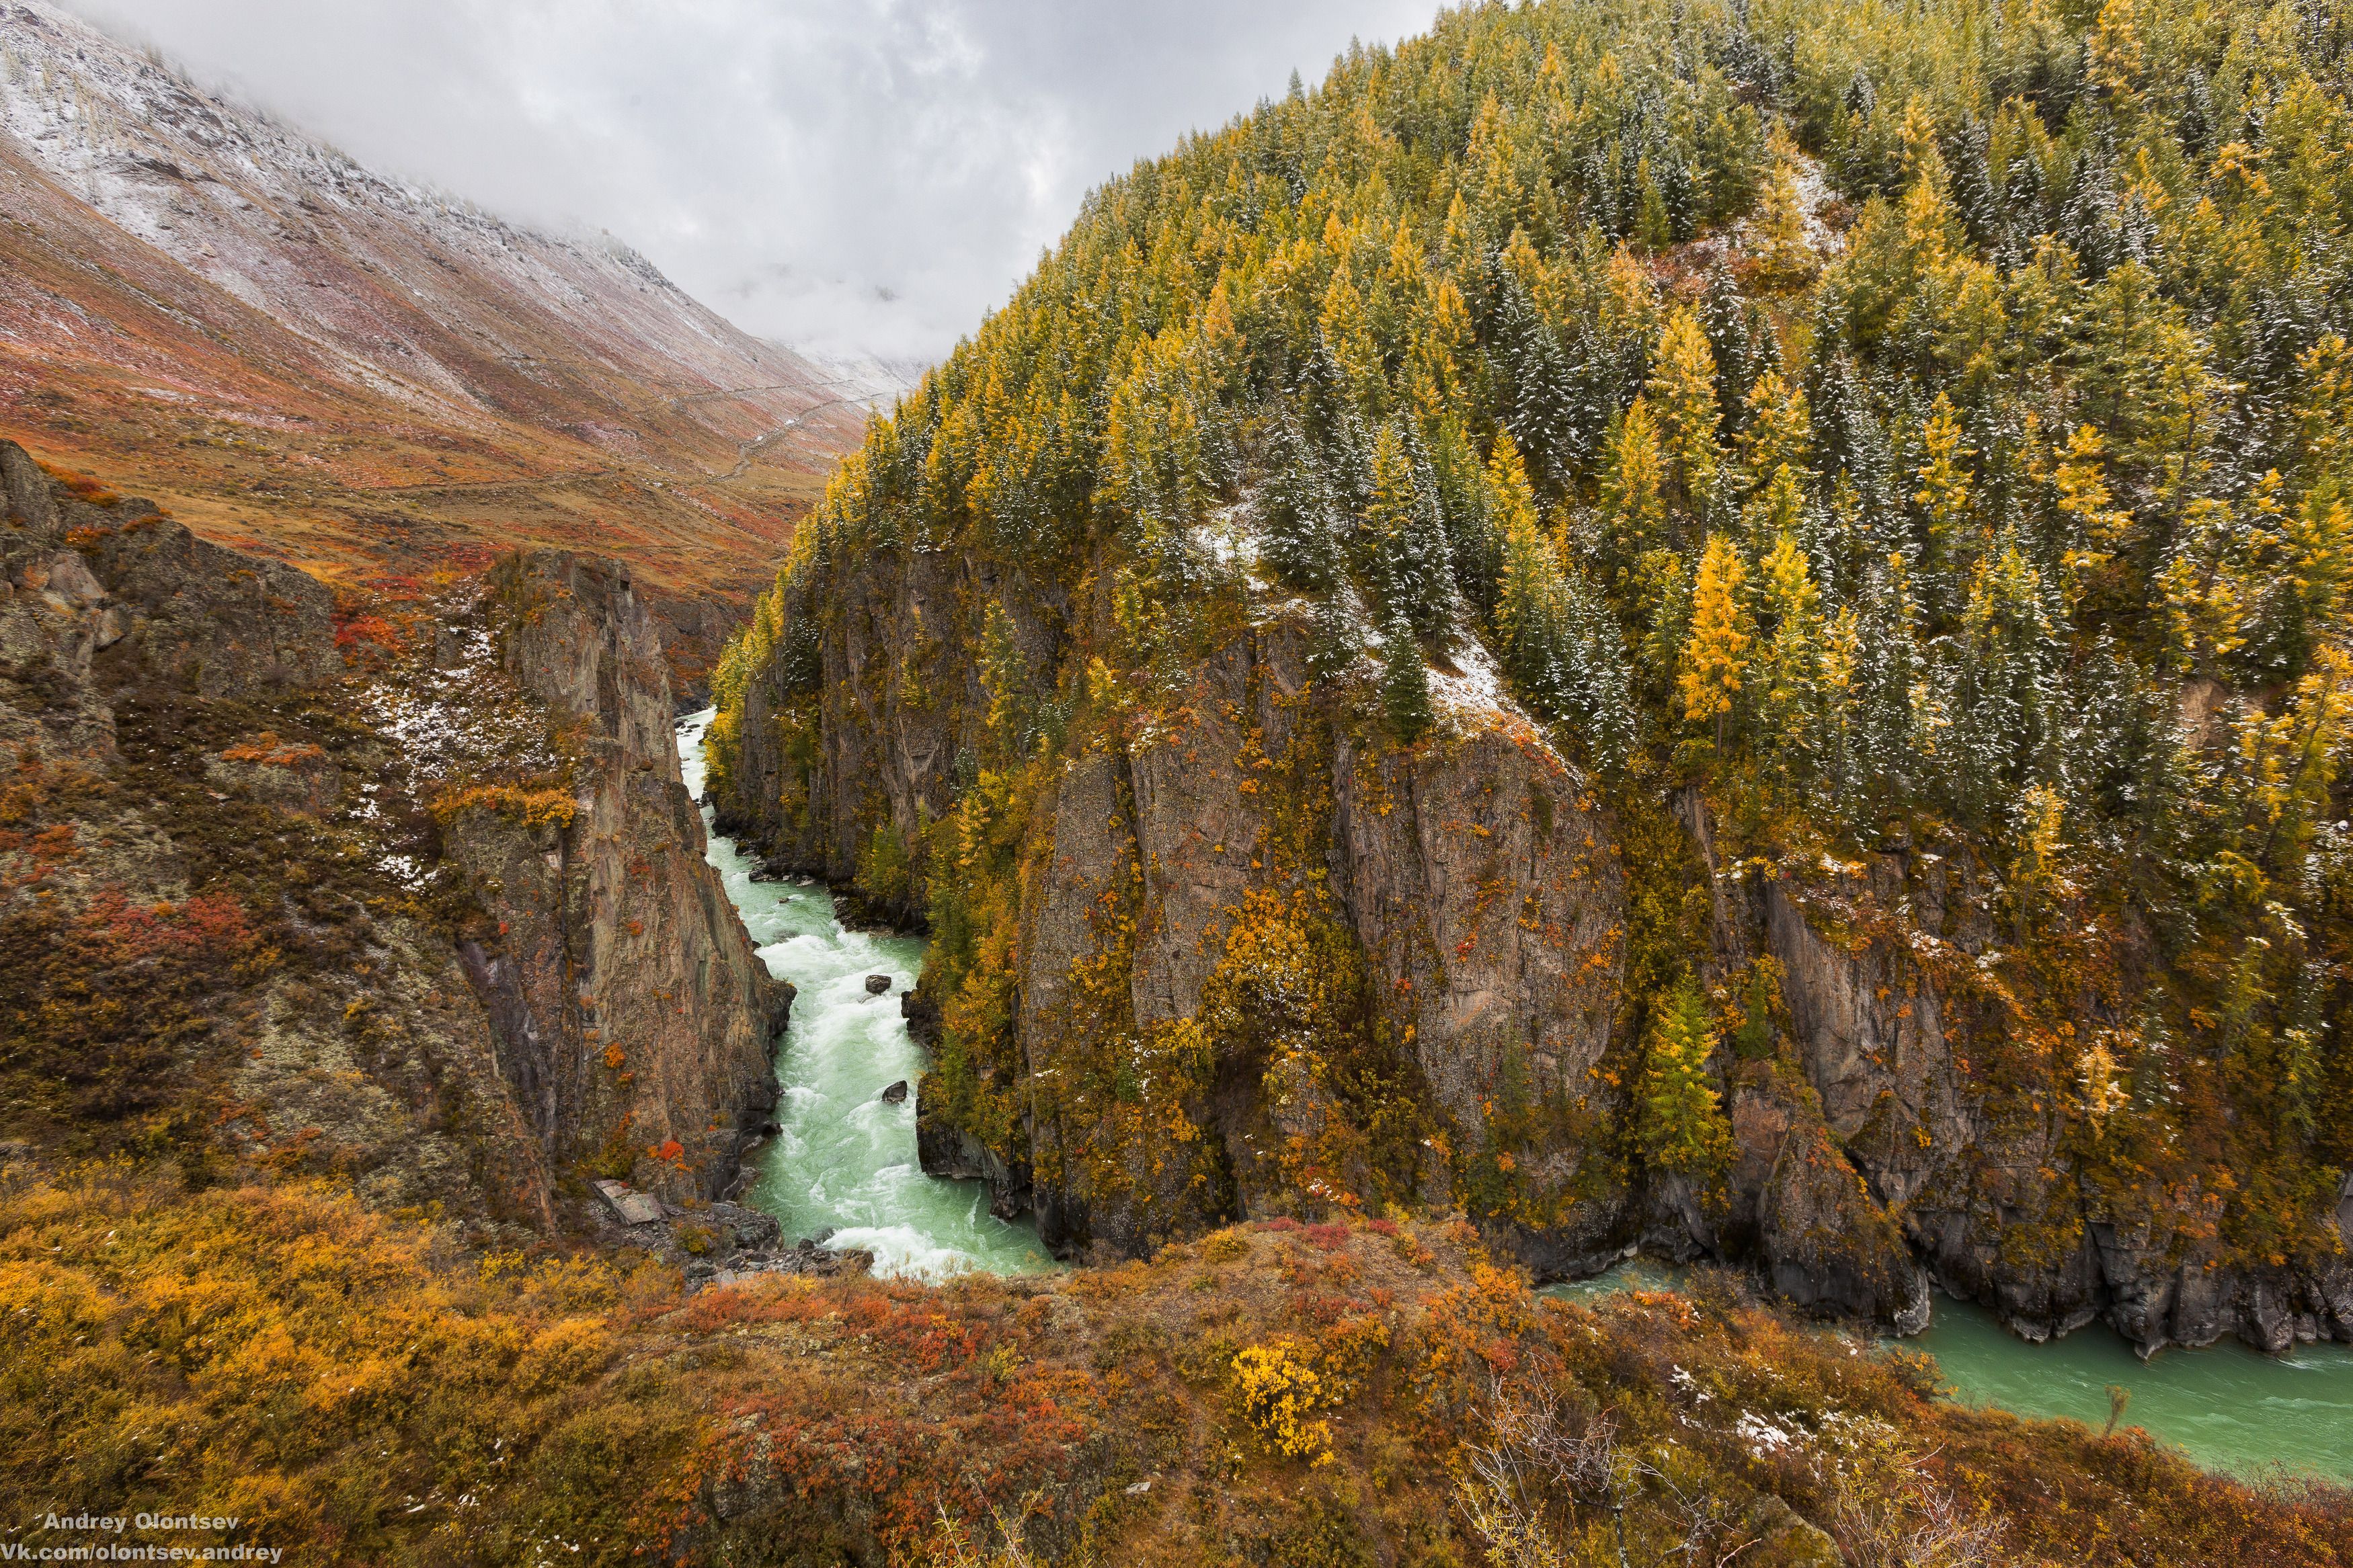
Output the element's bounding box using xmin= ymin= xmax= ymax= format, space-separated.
xmin=1232 ymin=1339 xmax=1331 ymax=1461
xmin=218 ymin=731 xmax=327 ymax=767
xmin=429 ymin=780 xmax=578 ymax=830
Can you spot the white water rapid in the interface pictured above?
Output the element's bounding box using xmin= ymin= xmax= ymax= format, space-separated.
xmin=678 ymin=708 xmax=1055 ymax=1281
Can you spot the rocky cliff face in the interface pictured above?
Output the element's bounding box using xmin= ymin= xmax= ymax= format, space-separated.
xmin=0 ymin=438 xmax=785 ymax=1233
xmin=1735 ymin=846 xmax=2353 ymax=1352
xmin=451 ymin=551 xmax=791 ymax=1204
xmin=713 ymin=534 xmax=2351 ymax=1355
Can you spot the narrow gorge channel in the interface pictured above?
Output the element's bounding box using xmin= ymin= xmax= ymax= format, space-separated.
xmin=677 ymin=698 xmax=2350 ymax=1477
xmin=677 ymin=710 xmax=1055 ymax=1280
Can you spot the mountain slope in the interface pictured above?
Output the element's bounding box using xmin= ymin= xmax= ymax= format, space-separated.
xmin=0 ymin=0 xmax=889 ymax=686
xmin=708 ymin=0 xmax=2353 ymax=1356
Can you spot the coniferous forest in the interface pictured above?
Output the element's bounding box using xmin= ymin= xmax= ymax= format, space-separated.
xmin=711 ymin=0 xmax=2353 ymax=1333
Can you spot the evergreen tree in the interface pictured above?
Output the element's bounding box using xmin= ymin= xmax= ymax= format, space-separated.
xmin=1492 ymin=433 xmax=1639 ymax=769
xmin=1366 ymin=421 xmax=1455 ymax=639
xmin=1749 ymin=158 xmax=1820 ymax=294
xmin=2001 ymin=139 xmax=2050 ymax=241
xmin=1320 ymin=263 xmax=1386 ymax=413
xmin=1843 ymin=67 xmax=1878 ymax=121
xmin=1257 ymin=413 xmax=1342 ymax=592
xmin=1489 ymin=430 xmax=1555 ymax=668
xmin=1741 ymin=464 xmax=1809 ymax=569
xmin=1947 ymin=118 xmax=1995 ymax=243
xmin=1308 ymin=590 xmax=1362 ymax=682
xmin=1323 ymin=404 xmax=1378 ymax=522
xmin=2268 ymin=482 xmax=2353 ymax=677
xmin=2057 ymin=153 xmax=2120 ymax=280
xmin=1849 ymin=554 xmax=1927 ymax=812
xmin=1429 ymin=411 xmax=1501 ymax=616
xmin=1913 ymin=392 xmax=1976 ymax=583
xmin=1491 ymin=268 xmax=1579 ymax=491
xmin=1810 ymin=356 xmax=1902 ymax=561
xmin=1648 ymin=306 xmax=1725 ymax=522
xmin=1946 ymin=535 xmax=2065 ymax=826
xmin=1638 ymin=980 xmax=1734 ymax=1180
xmin=1600 ymin=397 xmax=1669 ymax=585
xmin=1700 ymin=265 xmax=1765 ymax=436
xmin=2048 ymin=423 xmax=2132 ymax=605
xmin=1380 ymin=607 xmax=1435 ymax=743
xmin=1741 ymin=370 xmax=1813 ymax=488
xmin=1658 ymin=155 xmax=1699 ymax=244
xmin=1636 ymin=157 xmax=1675 ymax=253
xmin=2179 ymin=67 xmax=2215 ymax=155
xmin=1756 ymin=528 xmax=1824 ymax=782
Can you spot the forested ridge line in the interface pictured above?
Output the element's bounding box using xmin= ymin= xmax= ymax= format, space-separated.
xmin=710 ymin=0 xmax=2353 ymax=1310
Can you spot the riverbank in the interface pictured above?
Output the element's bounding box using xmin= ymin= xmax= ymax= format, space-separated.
xmin=1547 ymin=1262 xmax=2353 ymax=1481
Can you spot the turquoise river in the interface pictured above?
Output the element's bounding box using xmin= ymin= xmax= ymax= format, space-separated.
xmin=679 ymin=709 xmax=1053 ymax=1280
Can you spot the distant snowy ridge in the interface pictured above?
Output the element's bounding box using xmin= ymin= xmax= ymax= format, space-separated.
xmin=0 ymin=0 xmax=883 ymax=447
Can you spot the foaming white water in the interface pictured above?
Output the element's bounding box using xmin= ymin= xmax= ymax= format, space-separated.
xmin=678 ymin=709 xmax=1055 ymax=1281
xmin=824 ymin=1224 xmax=1001 ymax=1282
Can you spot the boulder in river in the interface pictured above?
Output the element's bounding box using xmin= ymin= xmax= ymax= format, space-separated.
xmin=880 ymin=1079 xmax=909 ymax=1104
xmin=865 ymin=973 xmax=891 ymax=995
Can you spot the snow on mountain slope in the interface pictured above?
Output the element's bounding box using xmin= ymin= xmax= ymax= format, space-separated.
xmin=0 ymin=0 xmax=885 ymax=686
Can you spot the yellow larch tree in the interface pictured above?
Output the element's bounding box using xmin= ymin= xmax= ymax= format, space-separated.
xmin=1679 ymin=532 xmax=1753 ymax=753
xmin=1601 ymin=396 xmax=1668 ymax=583
xmin=1914 ymin=393 xmax=1976 ymax=571
xmin=1648 ymin=304 xmax=1724 ymax=520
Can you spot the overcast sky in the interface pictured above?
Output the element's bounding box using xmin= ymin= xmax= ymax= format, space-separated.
xmin=68 ymin=0 xmax=1442 ymax=366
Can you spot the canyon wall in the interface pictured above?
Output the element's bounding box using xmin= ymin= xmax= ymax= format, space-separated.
xmin=0 ymin=438 xmax=785 ymax=1233
xmin=713 ymin=537 xmax=2352 ymax=1354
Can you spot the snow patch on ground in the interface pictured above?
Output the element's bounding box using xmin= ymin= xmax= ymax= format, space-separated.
xmin=1193 ymin=495 xmax=1263 ymax=575
xmin=1787 ymin=150 xmax=1849 ymax=255
xmin=1426 ymin=628 xmax=1513 ymax=724
xmin=359 ymin=618 xmax=554 ymax=786
xmin=1735 ymin=1411 xmax=1802 ymax=1458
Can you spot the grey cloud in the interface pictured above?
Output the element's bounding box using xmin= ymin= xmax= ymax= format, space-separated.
xmin=66 ymin=0 xmax=1443 ymax=363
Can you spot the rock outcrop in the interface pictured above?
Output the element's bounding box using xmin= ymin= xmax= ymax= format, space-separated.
xmin=0 ymin=438 xmax=786 ymax=1233
xmin=440 ymin=552 xmax=791 ymax=1206
xmin=711 ymin=524 xmax=2353 ymax=1354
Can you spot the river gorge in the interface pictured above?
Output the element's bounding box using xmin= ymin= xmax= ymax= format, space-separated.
xmin=685 ymin=707 xmax=2353 ymax=1485
xmin=678 ymin=709 xmax=1053 ymax=1280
